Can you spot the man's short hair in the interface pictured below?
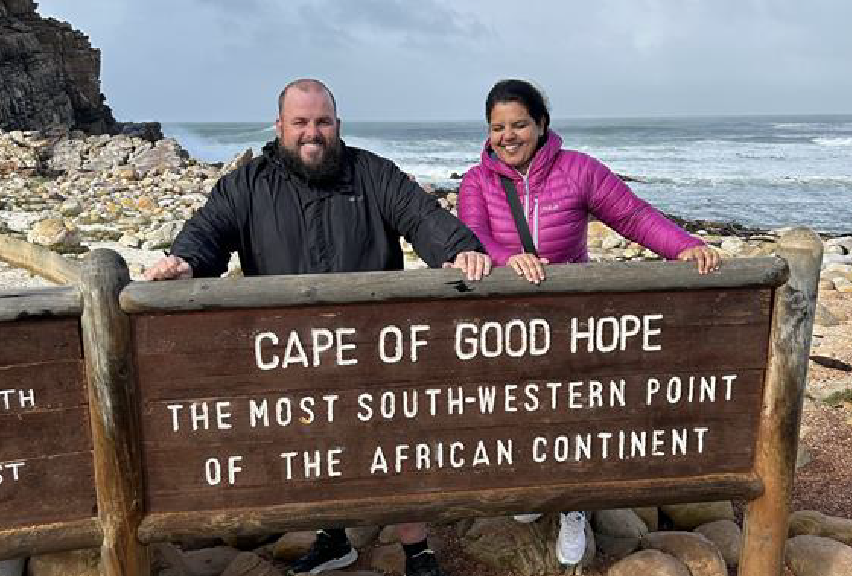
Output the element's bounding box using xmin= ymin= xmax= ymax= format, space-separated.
xmin=278 ymin=79 xmax=337 ymax=116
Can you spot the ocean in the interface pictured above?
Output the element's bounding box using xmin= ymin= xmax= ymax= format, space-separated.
xmin=162 ymin=115 xmax=852 ymax=234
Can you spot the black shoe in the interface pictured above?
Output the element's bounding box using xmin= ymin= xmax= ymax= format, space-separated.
xmin=405 ymin=549 xmax=447 ymax=576
xmin=286 ymin=530 xmax=358 ymax=575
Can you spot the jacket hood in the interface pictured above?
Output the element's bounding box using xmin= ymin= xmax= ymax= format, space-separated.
xmin=479 ymin=130 xmax=563 ymax=186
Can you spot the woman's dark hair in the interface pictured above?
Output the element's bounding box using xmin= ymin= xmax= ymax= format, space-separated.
xmin=485 ymin=79 xmax=550 ymax=132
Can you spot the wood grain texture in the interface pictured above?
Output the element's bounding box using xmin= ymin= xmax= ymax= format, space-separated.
xmin=137 ymin=472 xmax=764 ymax=543
xmin=0 ymin=315 xmax=96 ymax=540
xmin=0 ymin=519 xmax=101 ymax=560
xmin=79 ymin=249 xmax=149 ymax=576
xmin=120 ymin=257 xmax=788 ymax=314
xmin=0 ymin=453 xmax=97 ymax=530
xmin=0 ymin=234 xmax=81 ymax=285
xmin=132 ymin=287 xmax=771 ymax=520
xmin=739 ymin=229 xmax=823 ymax=576
xmin=0 ymin=286 xmax=81 ymax=322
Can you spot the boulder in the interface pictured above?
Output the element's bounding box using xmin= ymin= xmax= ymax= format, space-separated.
xmin=132 ymin=138 xmax=189 ymax=175
xmin=27 ymin=549 xmax=100 ymax=576
xmin=346 ymin=525 xmax=381 ymax=549
xmin=462 ymin=515 xmax=561 ymax=575
xmin=789 ymin=510 xmax=852 ymax=546
xmin=48 ymin=139 xmax=85 ymax=172
xmin=148 ymin=542 xmax=191 ymax=576
xmin=632 ymin=507 xmax=660 ymax=532
xmin=368 ymin=544 xmax=404 ymax=574
xmin=182 ymin=547 xmax=242 ymax=576
xmin=606 ymin=549 xmax=691 ymax=576
xmin=593 ymin=509 xmax=647 ymax=558
xmin=815 ymin=302 xmax=841 ymax=327
xmin=835 ymin=277 xmax=852 ymax=292
xmin=59 ymin=198 xmax=83 ymax=216
xmin=660 ymin=501 xmax=735 ymax=530
xmin=785 ymin=535 xmax=852 ymax=576
xmin=26 ymin=218 xmax=84 ymax=253
xmin=220 ymin=552 xmax=280 ymax=576
xmin=271 ymin=531 xmax=316 ymax=562
xmin=694 ymin=519 xmax=741 ymax=567
xmin=641 ymin=531 xmax=727 ymax=576
xmin=378 ymin=525 xmax=398 ymax=544
xmin=143 ymin=220 xmax=184 ymax=250
xmin=823 ymin=253 xmax=852 ymax=266
xmin=826 ymin=236 xmax=852 ymax=255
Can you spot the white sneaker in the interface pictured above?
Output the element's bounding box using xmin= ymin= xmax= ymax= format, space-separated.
xmin=513 ymin=513 xmax=543 ymax=523
xmin=556 ymin=511 xmax=586 ymax=566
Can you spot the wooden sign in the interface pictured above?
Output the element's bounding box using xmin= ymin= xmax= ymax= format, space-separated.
xmin=133 ymin=285 xmax=771 ymax=515
xmin=0 ymin=314 xmax=96 ymax=530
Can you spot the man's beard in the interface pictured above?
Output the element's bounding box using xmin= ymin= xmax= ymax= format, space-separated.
xmin=278 ymin=137 xmax=343 ymax=185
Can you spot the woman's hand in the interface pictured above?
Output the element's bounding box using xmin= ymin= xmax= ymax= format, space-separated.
xmin=507 ymin=253 xmax=550 ymax=284
xmin=677 ymin=245 xmax=720 ymax=275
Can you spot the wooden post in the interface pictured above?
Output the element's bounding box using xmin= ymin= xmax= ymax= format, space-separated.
xmin=739 ymin=228 xmax=823 ymax=576
xmin=78 ymin=249 xmax=148 ymax=576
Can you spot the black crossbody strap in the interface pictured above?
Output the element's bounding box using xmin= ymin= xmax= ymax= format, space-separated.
xmin=500 ymin=175 xmax=538 ymax=257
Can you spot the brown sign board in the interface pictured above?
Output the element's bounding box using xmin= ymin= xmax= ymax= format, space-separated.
xmin=0 ymin=317 xmax=96 ymax=530
xmin=133 ymin=287 xmax=772 ymax=515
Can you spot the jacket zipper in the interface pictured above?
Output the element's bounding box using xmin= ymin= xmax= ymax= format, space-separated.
xmin=534 ymin=197 xmax=539 ymax=249
xmin=521 ymin=174 xmax=539 ymax=249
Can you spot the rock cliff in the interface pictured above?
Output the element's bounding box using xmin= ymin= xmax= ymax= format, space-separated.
xmin=0 ymin=0 xmax=159 ymax=138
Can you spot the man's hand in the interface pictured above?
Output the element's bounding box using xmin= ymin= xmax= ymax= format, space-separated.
xmin=143 ymin=255 xmax=193 ymax=281
xmin=443 ymin=251 xmax=492 ymax=281
xmin=507 ymin=253 xmax=550 ymax=285
xmin=677 ymin=245 xmax=720 ymax=275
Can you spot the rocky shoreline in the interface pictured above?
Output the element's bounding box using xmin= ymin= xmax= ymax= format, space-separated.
xmin=3 ymin=129 xmax=852 ymax=285
xmin=2 ymin=129 xmax=852 ymax=576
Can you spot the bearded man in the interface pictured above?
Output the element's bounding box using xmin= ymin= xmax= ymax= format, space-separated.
xmin=145 ymin=79 xmax=489 ymax=576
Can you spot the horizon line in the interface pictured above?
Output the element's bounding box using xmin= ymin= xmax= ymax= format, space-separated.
xmin=153 ymin=112 xmax=852 ymax=124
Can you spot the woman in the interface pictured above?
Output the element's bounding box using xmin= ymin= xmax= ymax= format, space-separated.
xmin=457 ymin=79 xmax=719 ymax=567
xmin=458 ymin=79 xmax=717 ymax=286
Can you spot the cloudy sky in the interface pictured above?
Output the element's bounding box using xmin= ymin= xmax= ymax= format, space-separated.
xmin=37 ymin=0 xmax=852 ymax=122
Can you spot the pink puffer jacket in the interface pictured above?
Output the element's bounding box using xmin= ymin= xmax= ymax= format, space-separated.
xmin=458 ymin=131 xmax=704 ymax=266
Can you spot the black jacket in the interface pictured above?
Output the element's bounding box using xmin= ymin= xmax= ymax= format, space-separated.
xmin=171 ymin=141 xmax=484 ymax=277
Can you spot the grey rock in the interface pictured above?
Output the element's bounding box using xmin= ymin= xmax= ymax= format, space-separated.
xmin=26 ymin=217 xmax=83 ymax=253
xmin=59 ymin=198 xmax=83 ymax=216
xmin=0 ymin=1 xmax=117 ymax=134
xmin=815 ymin=302 xmax=841 ymax=327
xmin=220 ymin=552 xmax=281 ymax=576
xmin=660 ymin=501 xmax=735 ymax=530
xmin=641 ymin=531 xmax=727 ymax=576
xmin=462 ymin=515 xmax=562 ymax=575
xmin=606 ymin=549 xmax=691 ymax=576
xmin=694 ymin=519 xmax=741 ymax=567
xmin=823 ymin=253 xmax=852 ymax=266
xmin=346 ymin=525 xmax=381 ymax=549
xmin=271 ymin=531 xmax=316 ymax=562
xmin=144 ymin=220 xmax=183 ymax=249
xmin=789 ymin=510 xmax=852 ymax=546
xmin=368 ymin=544 xmax=404 ymax=574
xmin=785 ymin=535 xmax=852 ymax=576
xmin=27 ymin=549 xmax=100 ymax=576
xmin=632 ymin=507 xmax=659 ymax=532
xmin=132 ymin=138 xmax=189 ymax=175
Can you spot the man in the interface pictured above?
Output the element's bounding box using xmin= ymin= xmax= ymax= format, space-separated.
xmin=145 ymin=79 xmax=490 ymax=576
